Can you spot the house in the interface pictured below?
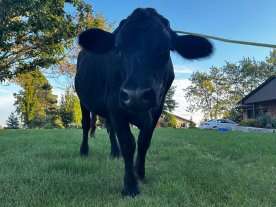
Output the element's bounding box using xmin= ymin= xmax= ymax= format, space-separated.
xmin=238 ymin=76 xmax=276 ymax=120
xmin=157 ymin=112 xmax=195 ymax=128
xmin=172 ymin=113 xmax=195 ymax=128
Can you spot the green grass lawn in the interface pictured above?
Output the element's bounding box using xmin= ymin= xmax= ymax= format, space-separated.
xmin=0 ymin=128 xmax=275 ymax=207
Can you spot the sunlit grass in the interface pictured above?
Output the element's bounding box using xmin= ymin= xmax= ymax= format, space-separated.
xmin=0 ymin=128 xmax=275 ymax=207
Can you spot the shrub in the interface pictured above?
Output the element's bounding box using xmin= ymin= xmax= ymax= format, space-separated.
xmin=189 ymin=122 xmax=196 ymax=128
xmin=68 ymin=123 xmax=81 ymax=128
xmin=256 ymin=114 xmax=272 ymax=128
xmin=43 ymin=122 xmax=54 ymax=129
xmin=160 ymin=113 xmax=177 ymax=128
xmin=167 ymin=115 xmax=177 ymax=128
xmin=240 ymin=115 xmax=274 ymax=128
xmin=271 ymin=118 xmax=276 ymax=129
xmin=6 ymin=112 xmax=19 ymax=129
xmin=226 ymin=107 xmax=243 ymax=123
xmin=29 ymin=117 xmax=46 ymax=128
xmin=52 ymin=117 xmax=64 ymax=128
xmin=240 ymin=119 xmax=258 ymax=127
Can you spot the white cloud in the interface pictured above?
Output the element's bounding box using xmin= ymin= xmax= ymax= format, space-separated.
xmin=0 ymin=84 xmax=65 ymax=126
xmin=171 ymin=79 xmax=204 ymax=125
xmin=173 ymin=65 xmax=193 ymax=74
xmin=0 ymin=84 xmax=20 ymax=126
xmin=0 ymin=88 xmax=11 ymax=94
xmin=0 ymin=95 xmax=16 ymax=126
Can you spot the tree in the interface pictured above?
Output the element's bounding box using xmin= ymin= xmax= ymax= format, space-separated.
xmin=266 ymin=49 xmax=276 ymax=67
xmin=59 ymin=95 xmax=73 ymax=127
xmin=163 ymin=85 xmax=177 ymax=113
xmin=222 ymin=57 xmax=276 ymax=117
xmin=208 ymin=66 xmax=229 ymax=118
xmin=185 ymin=53 xmax=276 ymax=120
xmin=6 ymin=112 xmax=19 ymax=129
xmin=55 ymin=15 xmax=109 ymax=89
xmin=185 ymin=71 xmax=218 ymax=119
xmin=185 ymin=67 xmax=236 ymax=119
xmin=14 ymin=69 xmax=58 ymax=128
xmin=59 ymin=88 xmax=81 ymax=127
xmin=0 ymin=0 xmax=96 ymax=81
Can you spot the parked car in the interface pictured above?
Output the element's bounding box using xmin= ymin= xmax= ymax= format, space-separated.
xmin=199 ymin=119 xmax=238 ymax=130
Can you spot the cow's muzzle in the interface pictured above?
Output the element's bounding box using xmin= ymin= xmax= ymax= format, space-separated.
xmin=119 ymin=88 xmax=156 ymax=111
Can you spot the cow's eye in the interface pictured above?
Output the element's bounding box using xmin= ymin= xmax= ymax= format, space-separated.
xmin=155 ymin=51 xmax=169 ymax=66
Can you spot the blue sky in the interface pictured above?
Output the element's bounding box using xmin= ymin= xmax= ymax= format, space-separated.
xmin=89 ymin=0 xmax=276 ymax=69
xmin=1 ymin=0 xmax=276 ymax=125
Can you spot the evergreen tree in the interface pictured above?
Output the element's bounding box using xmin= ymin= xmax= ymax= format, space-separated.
xmin=59 ymin=95 xmax=73 ymax=127
xmin=6 ymin=112 xmax=19 ymax=129
xmin=59 ymin=88 xmax=81 ymax=127
xmin=163 ymin=85 xmax=177 ymax=113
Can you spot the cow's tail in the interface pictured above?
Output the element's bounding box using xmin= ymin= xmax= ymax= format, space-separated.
xmin=89 ymin=112 xmax=97 ymax=138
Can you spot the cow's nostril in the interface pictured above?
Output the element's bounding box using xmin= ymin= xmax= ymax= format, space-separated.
xmin=120 ymin=89 xmax=131 ymax=106
xmin=120 ymin=88 xmax=155 ymax=110
xmin=141 ymin=88 xmax=155 ymax=103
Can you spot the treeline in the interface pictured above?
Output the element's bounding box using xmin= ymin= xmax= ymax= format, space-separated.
xmin=6 ymin=69 xmax=178 ymax=129
xmin=6 ymin=70 xmax=81 ymax=129
xmin=2 ymin=0 xmax=178 ymax=129
xmin=1 ymin=0 xmax=107 ymax=129
xmin=185 ymin=50 xmax=276 ymax=121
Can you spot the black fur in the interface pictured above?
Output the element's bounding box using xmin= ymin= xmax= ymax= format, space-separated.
xmin=79 ymin=28 xmax=114 ymax=53
xmin=173 ymin=34 xmax=213 ymax=59
xmin=75 ymin=8 xmax=213 ymax=197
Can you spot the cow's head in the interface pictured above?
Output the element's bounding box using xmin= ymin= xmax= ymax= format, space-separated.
xmin=79 ymin=8 xmax=213 ymax=112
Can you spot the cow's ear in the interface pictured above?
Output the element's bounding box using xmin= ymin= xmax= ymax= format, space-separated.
xmin=172 ymin=34 xmax=213 ymax=59
xmin=79 ymin=28 xmax=114 ymax=53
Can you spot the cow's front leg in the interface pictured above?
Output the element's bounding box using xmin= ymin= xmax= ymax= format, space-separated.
xmin=135 ymin=127 xmax=154 ymax=180
xmin=105 ymin=120 xmax=120 ymax=158
xmin=111 ymin=118 xmax=139 ymax=197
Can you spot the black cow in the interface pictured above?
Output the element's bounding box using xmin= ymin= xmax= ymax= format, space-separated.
xmin=75 ymin=8 xmax=213 ymax=197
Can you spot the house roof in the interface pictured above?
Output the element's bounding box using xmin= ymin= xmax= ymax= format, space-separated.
xmin=165 ymin=111 xmax=195 ymax=124
xmin=239 ymin=76 xmax=276 ymax=105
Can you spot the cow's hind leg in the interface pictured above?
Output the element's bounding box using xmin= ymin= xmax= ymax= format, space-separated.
xmin=80 ymin=104 xmax=90 ymax=156
xmin=111 ymin=116 xmax=139 ymax=197
xmin=105 ymin=120 xmax=120 ymax=158
xmin=89 ymin=113 xmax=96 ymax=137
xmin=135 ymin=128 xmax=154 ymax=181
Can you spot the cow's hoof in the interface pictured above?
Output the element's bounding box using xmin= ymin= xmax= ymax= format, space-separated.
xmin=121 ymin=185 xmax=140 ymax=197
xmin=80 ymin=145 xmax=89 ymax=156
